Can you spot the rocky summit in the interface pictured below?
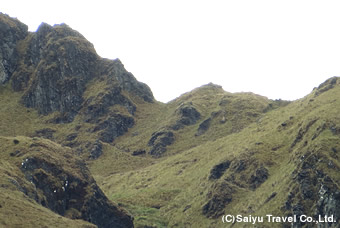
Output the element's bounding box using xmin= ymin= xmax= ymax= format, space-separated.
xmin=1 ymin=13 xmax=340 ymax=228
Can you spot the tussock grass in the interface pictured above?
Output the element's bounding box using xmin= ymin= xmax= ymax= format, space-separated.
xmin=2 ymin=73 xmax=340 ymax=227
xmin=89 ymin=80 xmax=340 ymax=227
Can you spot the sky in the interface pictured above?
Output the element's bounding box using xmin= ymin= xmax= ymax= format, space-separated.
xmin=2 ymin=0 xmax=340 ymax=102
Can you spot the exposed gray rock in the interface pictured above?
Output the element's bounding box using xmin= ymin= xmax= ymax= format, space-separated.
xmin=132 ymin=149 xmax=146 ymax=156
xmin=297 ymin=169 xmax=314 ymax=200
xmin=171 ymin=103 xmax=201 ymax=130
xmin=291 ymin=119 xmax=318 ymax=148
xmin=291 ymin=203 xmax=304 ymax=228
xmin=0 ymin=13 xmax=28 ymax=84
xmin=195 ymin=118 xmax=211 ymax=136
xmin=21 ymin=23 xmax=98 ymax=122
xmin=103 ymin=58 xmax=154 ymax=103
xmin=89 ymin=140 xmax=103 ymax=160
xmin=20 ymin=155 xmax=134 ymax=228
xmin=315 ymin=77 xmax=338 ymax=97
xmin=314 ymin=182 xmax=340 ymax=228
xmin=148 ymin=130 xmax=175 ymax=157
xmin=32 ymin=128 xmax=56 ymax=140
xmin=231 ymin=159 xmax=247 ymax=173
xmin=93 ymin=114 xmax=135 ymax=143
xmin=202 ymin=182 xmax=234 ymax=218
xmin=209 ymin=160 xmax=231 ymax=180
xmin=248 ymin=166 xmax=269 ymax=190
xmin=0 ymin=17 xmax=153 ymax=124
xmin=84 ymin=86 xmax=136 ymax=123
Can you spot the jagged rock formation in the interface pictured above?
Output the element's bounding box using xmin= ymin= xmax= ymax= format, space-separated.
xmin=0 ymin=13 xmax=154 ymax=159
xmin=93 ymin=114 xmax=135 ymax=143
xmin=148 ymin=130 xmax=175 ymax=157
xmin=0 ymin=13 xmax=151 ymax=227
xmin=1 ymin=136 xmax=133 ymax=228
xmin=20 ymin=140 xmax=133 ymax=228
xmin=0 ymin=14 xmax=27 ymax=84
xmin=1 ymin=13 xmax=153 ymax=125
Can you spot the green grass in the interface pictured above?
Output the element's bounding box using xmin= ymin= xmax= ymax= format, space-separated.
xmin=2 ymin=63 xmax=340 ymax=227
xmin=0 ymin=135 xmax=97 ymax=227
xmin=0 ymin=188 xmax=95 ymax=228
xmin=88 ymin=79 xmax=340 ymax=227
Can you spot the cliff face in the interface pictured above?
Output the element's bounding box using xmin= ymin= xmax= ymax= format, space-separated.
xmin=19 ymin=22 xmax=99 ymax=121
xmin=0 ymin=14 xmax=27 ymax=84
xmin=0 ymin=12 xmax=155 ymax=156
xmin=0 ymin=13 xmax=150 ymax=227
xmin=4 ymin=17 xmax=153 ymax=123
xmin=7 ymin=136 xmax=133 ymax=228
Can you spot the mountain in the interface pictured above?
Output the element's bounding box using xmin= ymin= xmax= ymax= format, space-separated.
xmin=0 ymin=13 xmax=340 ymax=228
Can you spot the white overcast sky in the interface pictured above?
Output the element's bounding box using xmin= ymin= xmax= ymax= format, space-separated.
xmin=2 ymin=0 xmax=340 ymax=102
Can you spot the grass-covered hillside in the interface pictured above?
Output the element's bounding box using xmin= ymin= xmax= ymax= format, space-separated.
xmin=1 ymin=13 xmax=339 ymax=228
xmin=88 ymin=77 xmax=340 ymax=227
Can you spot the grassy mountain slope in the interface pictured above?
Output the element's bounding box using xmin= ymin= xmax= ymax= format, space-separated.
xmin=2 ymin=74 xmax=338 ymax=227
xmin=0 ymin=135 xmax=99 ymax=228
xmin=1 ymin=13 xmax=340 ymax=228
xmin=89 ymin=78 xmax=340 ymax=227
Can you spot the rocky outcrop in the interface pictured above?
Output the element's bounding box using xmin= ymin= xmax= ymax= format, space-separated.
xmin=0 ymin=15 xmax=153 ymax=124
xmin=248 ymin=166 xmax=269 ymax=190
xmin=0 ymin=14 xmax=155 ymax=161
xmin=316 ymin=184 xmax=340 ymax=227
xmin=148 ymin=130 xmax=175 ymax=157
xmin=171 ymin=102 xmax=201 ymax=130
xmin=203 ymin=157 xmax=270 ymax=219
xmin=32 ymin=128 xmax=56 ymax=140
xmin=195 ymin=118 xmax=212 ymax=136
xmin=20 ymin=140 xmax=134 ymax=228
xmin=84 ymin=86 xmax=136 ymax=123
xmin=19 ymin=23 xmax=99 ymax=122
xmin=0 ymin=13 xmax=28 ymax=84
xmin=202 ymin=182 xmax=234 ymax=218
xmin=102 ymin=58 xmax=154 ymax=103
xmin=291 ymin=119 xmax=318 ymax=148
xmin=93 ymin=114 xmax=135 ymax=143
xmin=89 ymin=139 xmax=103 ymax=160
xmin=18 ymin=25 xmax=153 ymax=122
xmin=314 ymin=77 xmax=338 ymax=97
xmin=209 ymin=160 xmax=231 ymax=180
xmin=132 ymin=149 xmax=146 ymax=156
xmin=287 ymin=172 xmax=340 ymax=228
xmin=284 ymin=148 xmax=340 ymax=228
